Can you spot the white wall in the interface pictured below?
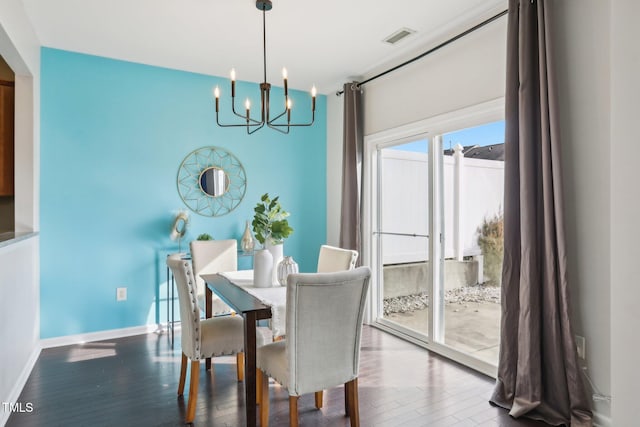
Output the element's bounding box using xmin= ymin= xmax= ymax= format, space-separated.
xmin=0 ymin=1 xmax=40 ymax=424
xmin=326 ymin=87 xmax=343 ymax=247
xmin=0 ymin=238 xmax=40 ymax=421
xmin=610 ymin=0 xmax=640 ymax=425
xmin=363 ymin=17 xmax=507 ymax=135
xmin=550 ymin=1 xmax=612 ymax=423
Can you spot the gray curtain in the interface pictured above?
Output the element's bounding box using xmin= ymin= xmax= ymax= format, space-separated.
xmin=490 ymin=1 xmax=593 ymax=425
xmin=339 ymin=82 xmax=363 ymax=256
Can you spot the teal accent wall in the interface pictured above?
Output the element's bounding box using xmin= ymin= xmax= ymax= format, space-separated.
xmin=40 ymin=48 xmax=326 ymax=339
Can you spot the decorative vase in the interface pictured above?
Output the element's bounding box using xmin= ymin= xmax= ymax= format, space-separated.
xmin=277 ymin=256 xmax=299 ymax=287
xmin=253 ymin=249 xmax=273 ymax=288
xmin=264 ymin=240 xmax=284 ymax=285
xmin=241 ymin=220 xmax=255 ymax=253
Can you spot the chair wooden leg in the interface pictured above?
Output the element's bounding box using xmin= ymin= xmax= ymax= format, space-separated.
xmin=186 ymin=360 xmax=200 ymax=423
xmin=178 ymin=353 xmax=188 ymax=396
xmin=344 ymin=381 xmax=351 ymax=416
xmin=256 ymin=368 xmax=262 ymax=406
xmin=346 ymin=378 xmax=360 ymax=427
xmin=259 ymin=370 xmax=270 ymax=426
xmin=315 ymin=391 xmax=323 ymax=409
xmin=236 ymin=352 xmax=245 ymax=382
xmin=289 ymin=396 xmax=299 ymax=427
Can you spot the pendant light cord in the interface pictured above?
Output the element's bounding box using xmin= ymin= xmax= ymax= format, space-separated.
xmin=263 ymin=8 xmax=267 ymax=84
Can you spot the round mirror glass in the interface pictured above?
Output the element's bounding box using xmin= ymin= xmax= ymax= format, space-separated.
xmin=199 ymin=167 xmax=229 ymax=197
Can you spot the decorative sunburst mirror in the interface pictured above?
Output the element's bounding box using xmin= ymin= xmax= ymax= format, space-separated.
xmin=177 ymin=147 xmax=247 ymax=216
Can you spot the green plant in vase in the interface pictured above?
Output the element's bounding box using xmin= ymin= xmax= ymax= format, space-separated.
xmin=252 ymin=193 xmax=294 ymax=246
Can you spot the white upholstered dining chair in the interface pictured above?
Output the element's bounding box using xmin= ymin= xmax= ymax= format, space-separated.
xmin=317 ymin=244 xmax=358 ymax=273
xmin=167 ymin=257 xmax=245 ymax=424
xmin=256 ymin=267 xmax=371 ymax=427
xmin=189 ymin=239 xmax=237 ymax=316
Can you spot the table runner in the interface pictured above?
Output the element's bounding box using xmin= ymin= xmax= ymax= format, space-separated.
xmin=219 ymin=270 xmax=287 ymax=337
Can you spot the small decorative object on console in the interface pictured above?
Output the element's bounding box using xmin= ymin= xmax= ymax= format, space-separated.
xmin=277 ymin=256 xmax=299 ymax=286
xmin=241 ymin=220 xmax=255 ymax=253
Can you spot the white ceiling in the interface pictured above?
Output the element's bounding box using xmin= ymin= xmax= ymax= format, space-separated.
xmin=21 ymin=0 xmax=507 ymax=94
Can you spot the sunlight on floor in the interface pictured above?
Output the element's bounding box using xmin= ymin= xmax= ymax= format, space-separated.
xmin=66 ymin=342 xmax=117 ymax=363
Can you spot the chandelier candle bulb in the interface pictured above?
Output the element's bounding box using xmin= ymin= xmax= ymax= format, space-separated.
xmin=245 ymin=99 xmax=251 ymax=119
xmin=230 ymin=68 xmax=236 ymax=97
xmin=311 ymin=85 xmax=317 ymax=111
xmin=214 ymin=86 xmax=220 ymax=111
xmin=283 ymin=67 xmax=288 ymax=96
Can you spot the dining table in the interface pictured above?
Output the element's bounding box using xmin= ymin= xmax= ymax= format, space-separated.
xmin=202 ymin=270 xmax=286 ymax=427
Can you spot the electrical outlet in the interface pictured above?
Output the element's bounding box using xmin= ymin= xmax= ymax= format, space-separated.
xmin=116 ymin=287 xmax=127 ymax=301
xmin=575 ymin=335 xmax=586 ymax=360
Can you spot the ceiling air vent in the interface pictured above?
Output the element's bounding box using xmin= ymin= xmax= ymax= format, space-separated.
xmin=383 ymin=28 xmax=416 ymax=45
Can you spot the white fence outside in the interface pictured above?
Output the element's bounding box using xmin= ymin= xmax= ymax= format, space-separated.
xmin=380 ymin=145 xmax=504 ymax=265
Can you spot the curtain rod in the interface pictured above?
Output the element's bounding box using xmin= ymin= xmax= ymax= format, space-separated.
xmin=336 ymin=9 xmax=508 ymax=96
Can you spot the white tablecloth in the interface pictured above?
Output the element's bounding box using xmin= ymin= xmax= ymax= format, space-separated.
xmin=219 ymin=270 xmax=287 ymax=337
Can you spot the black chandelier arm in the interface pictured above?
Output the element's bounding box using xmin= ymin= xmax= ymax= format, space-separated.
xmin=269 ymin=109 xmax=287 ymax=123
xmin=265 ymin=123 xmax=290 ymax=134
xmin=267 ymin=110 xmax=315 ymax=128
xmin=215 ymin=111 xmax=266 ymax=128
xmin=216 ymin=98 xmax=314 ymax=129
xmin=230 ymin=97 xmax=263 ymax=125
xmin=268 ymin=91 xmax=291 ymax=125
xmin=269 ymin=87 xmax=315 ymax=127
xmin=247 ymin=122 xmax=266 ymax=134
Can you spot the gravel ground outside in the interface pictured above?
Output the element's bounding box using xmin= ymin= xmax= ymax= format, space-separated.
xmin=383 ymin=284 xmax=501 ymax=316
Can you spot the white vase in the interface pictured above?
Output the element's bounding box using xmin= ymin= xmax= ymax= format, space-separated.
xmin=264 ymin=240 xmax=284 ymax=286
xmin=253 ymin=249 xmax=273 ymax=288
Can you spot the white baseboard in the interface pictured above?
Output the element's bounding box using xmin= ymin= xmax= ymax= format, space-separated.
xmin=593 ymin=410 xmax=612 ymax=427
xmin=40 ymin=324 xmax=165 ymax=349
xmin=1 ymin=345 xmax=41 ymax=427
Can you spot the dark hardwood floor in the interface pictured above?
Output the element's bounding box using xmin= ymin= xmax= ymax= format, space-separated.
xmin=7 ymin=326 xmax=548 ymax=427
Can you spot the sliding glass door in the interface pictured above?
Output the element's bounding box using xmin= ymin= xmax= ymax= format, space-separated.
xmin=367 ymin=114 xmax=504 ymax=375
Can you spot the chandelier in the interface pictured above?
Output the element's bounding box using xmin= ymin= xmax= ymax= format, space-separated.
xmin=213 ymin=0 xmax=316 ymax=134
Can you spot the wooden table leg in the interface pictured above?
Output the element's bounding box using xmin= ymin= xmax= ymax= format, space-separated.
xmin=243 ymin=311 xmax=258 ymax=427
xmin=205 ymin=287 xmax=212 ymax=371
